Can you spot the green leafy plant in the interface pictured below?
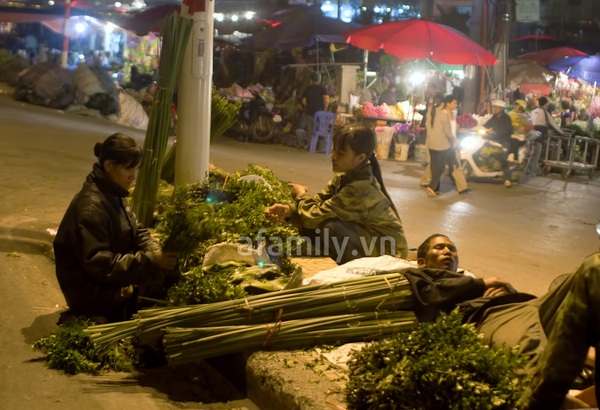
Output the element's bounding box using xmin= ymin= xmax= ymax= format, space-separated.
xmin=156 ymin=184 xmax=222 ymax=258
xmin=32 ymin=317 xmax=133 ymax=375
xmin=346 ymin=311 xmax=530 ymax=410
xmin=154 ymin=164 xmax=299 ymax=306
xmin=167 ymin=265 xmax=247 ymax=306
xmin=565 ymin=122 xmax=591 ymax=137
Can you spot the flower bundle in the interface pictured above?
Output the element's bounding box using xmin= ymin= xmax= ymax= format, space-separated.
xmin=361 ymin=101 xmax=392 ymax=118
xmin=456 ymin=113 xmax=478 ymax=130
xmin=590 ymin=97 xmax=600 ymax=119
xmin=392 ymin=122 xmax=410 ymax=135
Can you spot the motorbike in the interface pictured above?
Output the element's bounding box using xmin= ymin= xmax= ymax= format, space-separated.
xmin=458 ymin=129 xmax=541 ymax=182
xmin=231 ymin=90 xmax=281 ymax=143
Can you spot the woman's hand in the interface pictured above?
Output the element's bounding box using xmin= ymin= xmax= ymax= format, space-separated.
xmin=289 ymin=183 xmax=307 ymax=199
xmin=265 ymin=204 xmax=291 ymax=223
xmin=153 ymin=250 xmax=179 ymax=270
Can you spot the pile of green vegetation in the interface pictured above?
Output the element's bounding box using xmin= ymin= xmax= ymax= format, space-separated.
xmin=153 ymin=163 xmax=299 ymax=306
xmin=565 ymin=122 xmax=591 ymax=137
xmin=34 ymin=164 xmax=299 ymax=374
xmin=346 ymin=311 xmax=530 ymax=410
xmin=32 ymin=317 xmax=134 ymax=375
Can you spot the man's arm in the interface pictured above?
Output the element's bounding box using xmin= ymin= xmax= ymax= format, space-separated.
xmin=323 ymin=94 xmax=329 ymax=111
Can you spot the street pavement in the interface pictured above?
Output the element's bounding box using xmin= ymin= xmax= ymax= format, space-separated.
xmin=0 ymin=95 xmax=599 ymax=408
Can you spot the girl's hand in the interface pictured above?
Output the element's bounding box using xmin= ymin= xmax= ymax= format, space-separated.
xmin=265 ymin=204 xmax=291 ymax=223
xmin=288 ymin=183 xmax=307 ymax=198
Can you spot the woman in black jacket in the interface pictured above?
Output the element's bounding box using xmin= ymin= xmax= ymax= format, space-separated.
xmin=54 ymin=133 xmax=178 ymax=321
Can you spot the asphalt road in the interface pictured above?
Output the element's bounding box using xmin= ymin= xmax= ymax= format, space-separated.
xmin=0 ymin=95 xmax=599 ymax=408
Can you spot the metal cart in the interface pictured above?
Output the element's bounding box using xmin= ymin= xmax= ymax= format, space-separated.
xmin=543 ymin=130 xmax=600 ymax=179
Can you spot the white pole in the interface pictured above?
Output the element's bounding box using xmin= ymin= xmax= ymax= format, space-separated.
xmin=176 ymin=0 xmax=214 ymax=184
xmin=593 ymin=81 xmax=597 ymax=102
xmin=60 ymin=0 xmax=71 ymax=68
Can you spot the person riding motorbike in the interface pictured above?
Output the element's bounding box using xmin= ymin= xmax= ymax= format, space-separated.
xmin=483 ymin=99 xmax=513 ymax=187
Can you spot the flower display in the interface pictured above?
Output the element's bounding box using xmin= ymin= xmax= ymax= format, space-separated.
xmin=456 ymin=113 xmax=478 ymax=130
xmin=472 ymin=114 xmax=492 ymax=127
xmin=590 ymin=97 xmax=600 ymax=119
xmin=361 ymin=102 xmax=392 ymax=118
xmin=392 ymin=121 xmax=424 ymax=144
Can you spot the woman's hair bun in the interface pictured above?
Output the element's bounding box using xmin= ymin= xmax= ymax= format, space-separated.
xmin=93 ymin=142 xmax=103 ymax=158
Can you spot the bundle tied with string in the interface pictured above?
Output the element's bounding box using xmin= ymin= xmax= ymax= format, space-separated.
xmin=86 ymin=274 xmax=418 ymax=366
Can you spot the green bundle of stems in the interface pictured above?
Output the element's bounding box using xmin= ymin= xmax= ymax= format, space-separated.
xmin=164 ymin=311 xmax=417 ymax=366
xmin=87 ymin=274 xmax=415 ymax=346
xmin=132 ymin=13 xmax=193 ymax=227
xmin=210 ymin=88 xmax=242 ymax=142
xmin=160 ymin=90 xmax=241 ymax=183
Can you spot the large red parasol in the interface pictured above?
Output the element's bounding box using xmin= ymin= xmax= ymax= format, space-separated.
xmin=345 ymin=19 xmax=497 ymax=66
xmin=507 ymin=61 xmax=553 ymax=95
xmin=517 ymin=47 xmax=587 ymax=65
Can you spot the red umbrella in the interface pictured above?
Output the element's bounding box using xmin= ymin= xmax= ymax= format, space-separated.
xmin=517 ymin=47 xmax=587 ymax=65
xmin=507 ymin=61 xmax=553 ymax=95
xmin=345 ymin=19 xmax=497 ymax=66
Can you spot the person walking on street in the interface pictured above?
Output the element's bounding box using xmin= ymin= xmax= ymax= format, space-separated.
xmin=420 ymin=95 xmax=468 ymax=194
xmin=425 ymin=95 xmax=457 ymax=197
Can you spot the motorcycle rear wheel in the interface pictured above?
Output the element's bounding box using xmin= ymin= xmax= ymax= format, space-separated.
xmin=251 ymin=115 xmax=275 ymax=142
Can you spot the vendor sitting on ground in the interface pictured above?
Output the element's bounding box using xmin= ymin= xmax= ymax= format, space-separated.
xmin=411 ymin=233 xmax=599 ymax=410
xmin=265 ymin=125 xmax=408 ymax=264
xmin=53 ymin=133 xmax=178 ymax=322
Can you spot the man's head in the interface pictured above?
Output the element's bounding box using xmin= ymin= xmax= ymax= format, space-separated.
xmin=417 ymin=234 xmax=459 ymax=271
xmin=538 ymin=96 xmax=549 ymax=107
xmin=492 ymin=99 xmax=506 ymax=114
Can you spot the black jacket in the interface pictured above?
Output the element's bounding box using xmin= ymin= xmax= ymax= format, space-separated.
xmin=54 ymin=164 xmax=160 ymax=316
xmin=401 ymin=268 xmax=486 ymax=322
xmin=484 ymin=112 xmax=514 ymax=144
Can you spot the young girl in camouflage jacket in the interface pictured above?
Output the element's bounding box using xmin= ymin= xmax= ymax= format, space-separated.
xmin=265 ymin=125 xmax=408 ymax=264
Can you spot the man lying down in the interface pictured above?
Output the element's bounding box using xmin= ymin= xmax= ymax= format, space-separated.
xmin=304 ymin=233 xmax=600 ymax=410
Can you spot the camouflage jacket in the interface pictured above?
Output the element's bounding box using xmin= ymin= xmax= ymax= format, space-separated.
xmin=289 ymin=161 xmax=408 ymax=258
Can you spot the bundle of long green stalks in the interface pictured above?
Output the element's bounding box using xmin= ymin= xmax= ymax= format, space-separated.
xmin=165 ymin=311 xmax=415 ymax=366
xmin=87 ymin=274 xmax=417 ymax=364
xmin=133 ymin=13 xmax=193 ymax=227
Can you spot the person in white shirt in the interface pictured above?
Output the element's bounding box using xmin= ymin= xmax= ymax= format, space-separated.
xmin=528 ymin=96 xmax=564 ymax=176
